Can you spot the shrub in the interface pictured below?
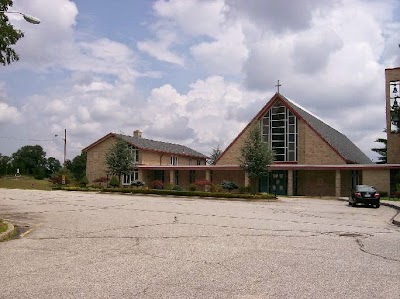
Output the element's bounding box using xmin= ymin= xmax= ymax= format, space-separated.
xmin=109 ymin=176 xmax=120 ymax=188
xmin=50 ymin=168 xmax=74 ymax=185
xmin=131 ymin=180 xmax=145 ymax=187
xmin=33 ymin=167 xmax=46 ymax=180
xmin=79 ymin=176 xmax=89 ymax=187
xmin=152 ymin=180 xmax=164 ymax=189
xmin=239 ymin=185 xmax=252 ymax=194
xmin=211 ymin=184 xmax=222 ymax=193
xmin=172 ymin=185 xmax=184 ymax=191
xmin=99 ymin=187 xmax=276 ymax=200
xmin=165 ymin=183 xmax=173 ymax=190
xmin=220 ymin=180 xmax=239 ymax=193
xmin=189 ymin=184 xmax=197 ymax=191
xmin=88 ymin=184 xmax=102 ymax=189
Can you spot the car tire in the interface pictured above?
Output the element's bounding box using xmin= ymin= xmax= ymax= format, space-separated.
xmin=375 ymin=203 xmax=380 ymax=208
xmin=352 ymin=201 xmax=357 ymax=207
xmin=348 ymin=201 xmax=352 ymax=206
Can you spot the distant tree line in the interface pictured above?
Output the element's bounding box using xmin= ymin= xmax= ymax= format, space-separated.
xmin=0 ymin=145 xmax=86 ymax=181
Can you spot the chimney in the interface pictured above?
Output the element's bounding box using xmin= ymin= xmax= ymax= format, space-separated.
xmin=133 ymin=130 xmax=142 ymax=138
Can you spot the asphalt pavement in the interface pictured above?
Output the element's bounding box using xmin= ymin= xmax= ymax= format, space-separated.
xmin=1 ymin=190 xmax=399 ymax=299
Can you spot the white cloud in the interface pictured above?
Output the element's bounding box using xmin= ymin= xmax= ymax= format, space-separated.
xmin=190 ymin=24 xmax=248 ymax=75
xmin=1 ymin=0 xmax=399 ymax=164
xmin=153 ymin=0 xmax=226 ymax=37
xmin=137 ymin=31 xmax=184 ymax=66
xmin=0 ymin=103 xmax=22 ymax=125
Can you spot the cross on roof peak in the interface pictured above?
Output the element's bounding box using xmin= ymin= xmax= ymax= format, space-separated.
xmin=275 ymin=80 xmax=282 ymax=93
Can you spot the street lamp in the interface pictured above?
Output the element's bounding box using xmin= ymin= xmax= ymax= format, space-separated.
xmin=0 ymin=10 xmax=41 ymax=24
xmin=55 ymin=129 xmax=67 ymax=166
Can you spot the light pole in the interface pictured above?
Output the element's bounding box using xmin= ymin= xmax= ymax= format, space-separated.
xmin=0 ymin=10 xmax=41 ymax=24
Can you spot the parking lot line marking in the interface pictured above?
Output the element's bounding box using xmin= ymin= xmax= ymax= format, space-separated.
xmin=20 ymin=223 xmax=42 ymax=238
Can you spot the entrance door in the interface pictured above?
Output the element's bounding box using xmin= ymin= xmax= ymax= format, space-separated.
xmin=259 ymin=171 xmax=288 ymax=195
xmin=270 ymin=170 xmax=287 ymax=195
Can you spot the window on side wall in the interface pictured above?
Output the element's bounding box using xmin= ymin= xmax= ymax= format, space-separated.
xmin=131 ymin=148 xmax=139 ymax=164
xmin=170 ymin=156 xmax=178 ymax=165
xmin=122 ymin=169 xmax=139 ymax=185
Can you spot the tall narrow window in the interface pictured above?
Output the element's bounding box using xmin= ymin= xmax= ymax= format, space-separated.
xmin=131 ymin=148 xmax=139 ymax=164
xmin=262 ymin=101 xmax=298 ymax=162
xmin=170 ymin=156 xmax=178 ymax=165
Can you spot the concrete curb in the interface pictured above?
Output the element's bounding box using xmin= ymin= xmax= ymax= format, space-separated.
xmin=337 ymin=197 xmax=400 ymax=227
xmin=381 ymin=202 xmax=400 ymax=227
xmin=0 ymin=221 xmax=15 ymax=242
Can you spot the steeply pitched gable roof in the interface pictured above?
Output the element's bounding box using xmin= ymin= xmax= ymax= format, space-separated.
xmin=280 ymin=95 xmax=372 ymax=164
xmin=83 ymin=132 xmax=207 ymax=159
xmin=217 ymin=93 xmax=372 ymax=164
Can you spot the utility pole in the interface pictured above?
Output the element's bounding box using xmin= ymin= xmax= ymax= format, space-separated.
xmin=63 ymin=128 xmax=67 ymax=166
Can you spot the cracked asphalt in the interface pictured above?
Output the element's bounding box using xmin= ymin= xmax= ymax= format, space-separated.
xmin=0 ymin=189 xmax=399 ymax=299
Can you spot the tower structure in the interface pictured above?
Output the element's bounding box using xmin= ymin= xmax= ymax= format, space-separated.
xmin=385 ymin=67 xmax=400 ymax=164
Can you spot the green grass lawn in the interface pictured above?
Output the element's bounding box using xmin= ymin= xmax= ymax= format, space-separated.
xmin=0 ymin=220 xmax=7 ymax=233
xmin=0 ymin=176 xmax=53 ymax=191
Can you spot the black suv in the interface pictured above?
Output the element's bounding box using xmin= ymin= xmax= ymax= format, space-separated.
xmin=349 ymin=185 xmax=380 ymax=208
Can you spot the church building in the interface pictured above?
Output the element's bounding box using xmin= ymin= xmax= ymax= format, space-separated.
xmin=83 ymin=69 xmax=400 ymax=197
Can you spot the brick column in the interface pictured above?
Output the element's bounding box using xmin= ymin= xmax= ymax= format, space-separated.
xmin=205 ymin=169 xmax=211 ymax=192
xmin=335 ymin=170 xmax=341 ymax=198
xmin=170 ymin=170 xmax=175 ymax=185
xmin=287 ymin=170 xmax=293 ymax=196
xmin=206 ymin=169 xmax=211 ymax=181
xmin=244 ymin=173 xmax=249 ymax=187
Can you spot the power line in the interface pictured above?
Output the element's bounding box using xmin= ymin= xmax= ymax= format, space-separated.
xmin=0 ymin=136 xmax=54 ymax=142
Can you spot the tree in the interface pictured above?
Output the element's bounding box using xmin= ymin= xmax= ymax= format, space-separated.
xmin=0 ymin=153 xmax=12 ymax=175
xmin=208 ymin=146 xmax=222 ymax=165
xmin=105 ymin=138 xmax=133 ymax=183
xmin=109 ymin=176 xmax=119 ymax=188
xmin=46 ymin=157 xmax=62 ymax=177
xmin=11 ymin=145 xmax=47 ymax=175
xmin=0 ymin=0 xmax=25 ymax=66
xmin=238 ymin=124 xmax=275 ymax=191
xmin=66 ymin=152 xmax=87 ymax=181
xmin=371 ymin=137 xmax=387 ymax=164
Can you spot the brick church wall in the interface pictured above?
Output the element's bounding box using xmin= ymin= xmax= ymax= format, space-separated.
xmin=298 ymin=122 xmax=346 ymax=165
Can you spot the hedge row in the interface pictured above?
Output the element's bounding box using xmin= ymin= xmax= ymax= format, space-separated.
xmin=56 ymin=186 xmax=276 ymax=200
xmin=102 ymin=188 xmax=276 ymax=200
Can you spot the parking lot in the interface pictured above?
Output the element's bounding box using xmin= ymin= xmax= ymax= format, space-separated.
xmin=0 ymin=189 xmax=399 ymax=299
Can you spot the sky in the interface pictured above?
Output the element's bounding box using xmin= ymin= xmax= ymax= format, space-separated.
xmin=0 ymin=0 xmax=399 ymax=163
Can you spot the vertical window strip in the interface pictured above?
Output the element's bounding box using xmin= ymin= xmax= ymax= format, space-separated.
xmin=262 ymin=102 xmax=298 ymax=162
